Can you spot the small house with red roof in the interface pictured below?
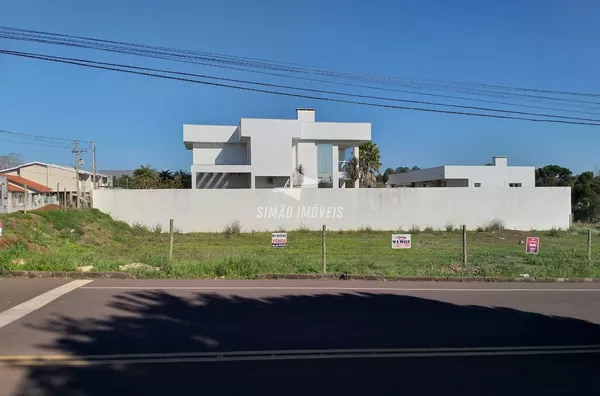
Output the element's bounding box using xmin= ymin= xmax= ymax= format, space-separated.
xmin=0 ymin=174 xmax=57 ymax=213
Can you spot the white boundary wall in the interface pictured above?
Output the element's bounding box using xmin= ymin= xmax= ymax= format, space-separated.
xmin=93 ymin=188 xmax=571 ymax=232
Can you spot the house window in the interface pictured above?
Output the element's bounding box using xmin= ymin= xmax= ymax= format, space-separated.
xmin=474 ymin=183 xmax=481 ymax=187
xmin=509 ymin=183 xmax=522 ymax=187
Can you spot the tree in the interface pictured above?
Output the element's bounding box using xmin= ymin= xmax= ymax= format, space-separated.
xmin=174 ymin=170 xmax=192 ymax=189
xmin=358 ymin=142 xmax=381 ymax=188
xmin=343 ymin=156 xmax=360 ymax=187
xmin=535 ymin=165 xmax=573 ymax=187
xmin=132 ymin=165 xmax=159 ymax=189
xmin=0 ymin=153 xmax=23 ymax=170
xmin=572 ymin=171 xmax=600 ymax=223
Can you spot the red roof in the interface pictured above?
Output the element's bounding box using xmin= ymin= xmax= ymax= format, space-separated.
xmin=0 ymin=174 xmax=53 ymax=193
xmin=7 ymin=184 xmax=25 ymax=192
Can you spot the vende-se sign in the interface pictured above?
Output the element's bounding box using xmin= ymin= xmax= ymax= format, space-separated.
xmin=271 ymin=232 xmax=287 ymax=248
xmin=525 ymin=237 xmax=540 ymax=254
xmin=392 ymin=234 xmax=411 ymax=249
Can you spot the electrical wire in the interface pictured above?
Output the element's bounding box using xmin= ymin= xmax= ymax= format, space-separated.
xmin=2 ymin=25 xmax=600 ymax=99
xmin=2 ymin=49 xmax=600 ymax=126
xmin=5 ymin=49 xmax=600 ymax=123
xmin=2 ymin=26 xmax=600 ymax=109
xmin=0 ymin=137 xmax=71 ymax=149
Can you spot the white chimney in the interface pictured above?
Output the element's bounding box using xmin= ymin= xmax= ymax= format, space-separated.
xmin=492 ymin=156 xmax=508 ymax=167
xmin=296 ymin=108 xmax=315 ymax=122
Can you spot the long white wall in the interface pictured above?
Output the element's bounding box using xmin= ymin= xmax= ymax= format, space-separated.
xmin=93 ymin=188 xmax=571 ymax=232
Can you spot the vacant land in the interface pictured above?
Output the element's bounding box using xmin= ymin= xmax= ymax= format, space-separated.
xmin=0 ymin=209 xmax=598 ymax=278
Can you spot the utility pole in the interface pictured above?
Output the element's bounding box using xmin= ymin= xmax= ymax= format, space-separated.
xmin=72 ymin=141 xmax=87 ymax=209
xmin=91 ymin=141 xmax=97 ymax=190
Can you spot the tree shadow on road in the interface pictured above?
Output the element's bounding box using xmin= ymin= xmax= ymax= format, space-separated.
xmin=13 ymin=291 xmax=600 ymax=395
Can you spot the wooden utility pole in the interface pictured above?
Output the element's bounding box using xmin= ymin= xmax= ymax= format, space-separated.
xmin=91 ymin=140 xmax=97 ymax=190
xmin=72 ymin=141 xmax=87 ymax=209
xmin=24 ymin=183 xmax=28 ymax=213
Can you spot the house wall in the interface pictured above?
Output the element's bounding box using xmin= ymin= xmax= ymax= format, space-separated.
xmin=93 ymin=187 xmax=571 ymax=232
xmin=444 ymin=165 xmax=535 ymax=187
xmin=296 ymin=141 xmax=317 ymax=186
xmin=1 ymin=164 xmax=103 ymax=193
xmin=241 ymin=119 xmax=300 ymax=177
xmin=388 ymin=167 xmax=445 ymax=186
xmin=0 ymin=176 xmax=7 ymax=214
xmin=192 ymin=143 xmax=248 ymax=165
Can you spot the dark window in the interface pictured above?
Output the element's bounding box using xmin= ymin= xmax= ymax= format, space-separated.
xmin=474 ymin=183 xmax=481 ymax=187
xmin=509 ymin=183 xmax=522 ymax=187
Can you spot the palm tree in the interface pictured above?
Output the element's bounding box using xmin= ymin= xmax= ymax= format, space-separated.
xmin=174 ymin=170 xmax=192 ymax=189
xmin=343 ymin=156 xmax=360 ymax=187
xmin=358 ymin=142 xmax=381 ymax=188
xmin=132 ymin=165 xmax=159 ymax=189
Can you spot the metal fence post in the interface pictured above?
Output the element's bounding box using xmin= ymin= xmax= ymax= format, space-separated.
xmin=322 ymin=224 xmax=327 ymax=274
xmin=462 ymin=225 xmax=467 ymax=266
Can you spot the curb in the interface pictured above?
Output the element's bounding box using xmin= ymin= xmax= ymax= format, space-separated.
xmin=256 ymin=273 xmax=600 ymax=283
xmin=2 ymin=270 xmax=600 ymax=283
xmin=1 ymin=270 xmax=136 ymax=279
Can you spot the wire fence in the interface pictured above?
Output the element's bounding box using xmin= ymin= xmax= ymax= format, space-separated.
xmin=148 ymin=221 xmax=599 ymax=279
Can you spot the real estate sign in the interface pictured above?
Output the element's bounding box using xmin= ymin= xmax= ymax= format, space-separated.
xmin=271 ymin=232 xmax=287 ymax=248
xmin=525 ymin=237 xmax=540 ymax=254
xmin=392 ymin=234 xmax=411 ymax=249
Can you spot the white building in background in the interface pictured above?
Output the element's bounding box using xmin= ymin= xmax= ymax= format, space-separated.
xmin=388 ymin=156 xmax=535 ymax=188
xmin=183 ymin=108 xmax=371 ymax=189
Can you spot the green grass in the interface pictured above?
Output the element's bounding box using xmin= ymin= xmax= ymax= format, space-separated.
xmin=1 ymin=209 xmax=599 ymax=279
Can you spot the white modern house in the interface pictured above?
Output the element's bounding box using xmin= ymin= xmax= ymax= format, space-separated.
xmin=183 ymin=108 xmax=371 ymax=189
xmin=388 ymin=156 xmax=535 ymax=188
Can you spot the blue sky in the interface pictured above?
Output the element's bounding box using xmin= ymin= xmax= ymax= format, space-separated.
xmin=1 ymin=0 xmax=599 ymax=174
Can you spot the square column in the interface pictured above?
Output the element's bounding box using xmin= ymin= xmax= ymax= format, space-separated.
xmin=332 ymin=144 xmax=339 ymax=189
xmin=353 ymin=146 xmax=360 ymax=188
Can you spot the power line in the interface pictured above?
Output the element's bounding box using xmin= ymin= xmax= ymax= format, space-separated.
xmin=0 ymin=137 xmax=72 ymax=149
xmin=0 ymin=128 xmax=80 ymax=144
xmin=2 ymin=49 xmax=600 ymax=126
xmin=5 ymin=49 xmax=600 ymax=124
xmin=2 ymin=26 xmax=600 ymax=109
xmin=2 ymin=25 xmax=600 ymax=99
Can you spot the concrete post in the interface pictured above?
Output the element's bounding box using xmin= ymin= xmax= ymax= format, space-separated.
xmin=332 ymin=144 xmax=339 ymax=189
xmin=322 ymin=225 xmax=327 ymax=274
xmin=462 ymin=225 xmax=467 ymax=266
xmin=353 ymin=146 xmax=360 ymax=188
xmin=588 ymin=229 xmax=592 ymax=262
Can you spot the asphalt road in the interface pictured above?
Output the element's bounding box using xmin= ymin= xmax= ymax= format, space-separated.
xmin=1 ymin=279 xmax=600 ymax=395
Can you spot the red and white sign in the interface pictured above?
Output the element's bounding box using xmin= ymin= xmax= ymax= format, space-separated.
xmin=392 ymin=234 xmax=411 ymax=249
xmin=271 ymin=232 xmax=287 ymax=248
xmin=525 ymin=237 xmax=540 ymax=254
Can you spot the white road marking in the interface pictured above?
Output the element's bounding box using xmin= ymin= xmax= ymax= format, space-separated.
xmin=80 ymin=286 xmax=600 ymax=292
xmin=0 ymin=280 xmax=93 ymax=329
xmin=2 ymin=345 xmax=600 ymax=366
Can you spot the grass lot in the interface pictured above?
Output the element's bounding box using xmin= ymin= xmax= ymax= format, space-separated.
xmin=0 ymin=209 xmax=599 ymax=279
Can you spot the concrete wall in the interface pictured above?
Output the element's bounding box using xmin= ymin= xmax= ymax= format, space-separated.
xmin=192 ymin=143 xmax=248 ymax=165
xmin=444 ymin=165 xmax=535 ymax=187
xmin=93 ymin=187 xmax=571 ymax=232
